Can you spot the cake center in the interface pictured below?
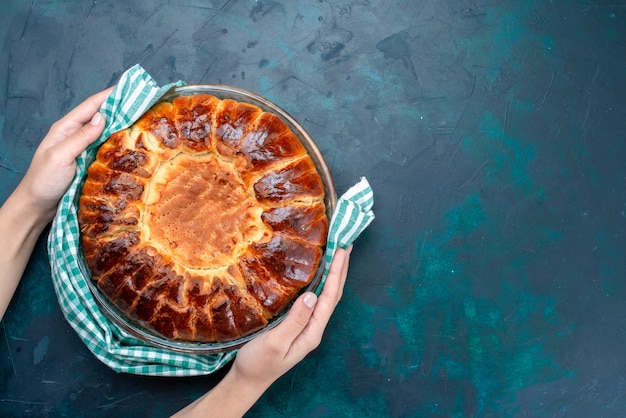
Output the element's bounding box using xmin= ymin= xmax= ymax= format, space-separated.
xmin=144 ymin=153 xmax=263 ymax=269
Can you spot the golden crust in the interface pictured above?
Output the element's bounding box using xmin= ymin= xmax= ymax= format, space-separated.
xmin=78 ymin=93 xmax=328 ymax=343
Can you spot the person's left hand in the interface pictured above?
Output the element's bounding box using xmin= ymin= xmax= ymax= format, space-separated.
xmin=0 ymin=87 xmax=113 ymax=320
xmin=17 ymin=87 xmax=112 ymax=221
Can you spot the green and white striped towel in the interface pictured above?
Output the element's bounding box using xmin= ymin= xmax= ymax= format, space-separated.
xmin=48 ymin=65 xmax=374 ymax=376
xmin=317 ymin=177 xmax=375 ymax=292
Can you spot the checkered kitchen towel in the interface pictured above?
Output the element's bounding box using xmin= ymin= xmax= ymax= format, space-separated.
xmin=48 ymin=65 xmax=374 ymax=376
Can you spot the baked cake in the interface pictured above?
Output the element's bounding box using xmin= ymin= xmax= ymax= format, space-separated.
xmin=78 ymin=93 xmax=329 ymax=343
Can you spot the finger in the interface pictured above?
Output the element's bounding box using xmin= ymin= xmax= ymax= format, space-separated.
xmin=62 ymin=87 xmax=114 ymax=125
xmin=272 ymin=249 xmax=352 ymax=361
xmin=299 ymin=248 xmax=350 ymax=335
xmin=268 ymin=292 xmax=317 ymax=348
xmin=275 ymin=246 xmax=351 ymax=344
xmin=50 ymin=112 xmax=106 ymax=162
xmin=337 ymin=245 xmax=352 ymax=301
xmin=50 ymin=87 xmax=114 ymax=138
xmin=323 ymin=248 xmax=350 ymax=303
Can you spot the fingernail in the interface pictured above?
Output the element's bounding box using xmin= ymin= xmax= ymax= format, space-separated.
xmin=303 ymin=293 xmax=317 ymax=308
xmin=90 ymin=112 xmax=102 ymax=126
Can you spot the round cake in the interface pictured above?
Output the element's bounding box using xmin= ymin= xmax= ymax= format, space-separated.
xmin=78 ymin=92 xmax=329 ymax=343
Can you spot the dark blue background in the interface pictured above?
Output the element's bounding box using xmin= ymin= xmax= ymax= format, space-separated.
xmin=1 ymin=1 xmax=625 ymax=417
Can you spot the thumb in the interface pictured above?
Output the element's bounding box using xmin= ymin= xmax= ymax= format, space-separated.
xmin=271 ymin=292 xmax=317 ymax=343
xmin=55 ymin=112 xmax=105 ymax=161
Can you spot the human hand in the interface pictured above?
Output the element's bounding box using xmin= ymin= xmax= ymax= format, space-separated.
xmin=16 ymin=87 xmax=112 ymax=222
xmin=172 ymin=246 xmax=353 ymax=418
xmin=231 ymin=245 xmax=352 ymax=391
xmin=0 ymin=87 xmax=113 ymax=320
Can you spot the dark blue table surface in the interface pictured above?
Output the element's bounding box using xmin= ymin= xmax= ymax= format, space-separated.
xmin=1 ymin=1 xmax=625 ymax=417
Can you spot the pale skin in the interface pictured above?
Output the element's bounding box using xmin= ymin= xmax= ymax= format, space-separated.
xmin=0 ymin=87 xmax=111 ymax=319
xmin=0 ymin=88 xmax=352 ymax=417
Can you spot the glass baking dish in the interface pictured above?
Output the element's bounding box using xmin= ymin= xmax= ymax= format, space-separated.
xmin=77 ymin=84 xmax=337 ymax=354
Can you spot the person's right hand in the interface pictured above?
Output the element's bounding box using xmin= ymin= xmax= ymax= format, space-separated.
xmin=231 ymin=246 xmax=352 ymax=389
xmin=172 ymin=246 xmax=352 ymax=418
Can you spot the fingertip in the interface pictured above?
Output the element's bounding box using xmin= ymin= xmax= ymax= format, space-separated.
xmin=330 ymin=247 xmax=348 ymax=267
xmin=85 ymin=112 xmax=105 ymax=143
xmin=302 ymin=292 xmax=317 ymax=309
xmin=57 ymin=113 xmax=105 ymax=159
xmin=89 ymin=112 xmax=103 ymax=126
xmin=337 ymin=245 xmax=353 ymax=256
xmin=272 ymin=292 xmax=316 ymax=342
